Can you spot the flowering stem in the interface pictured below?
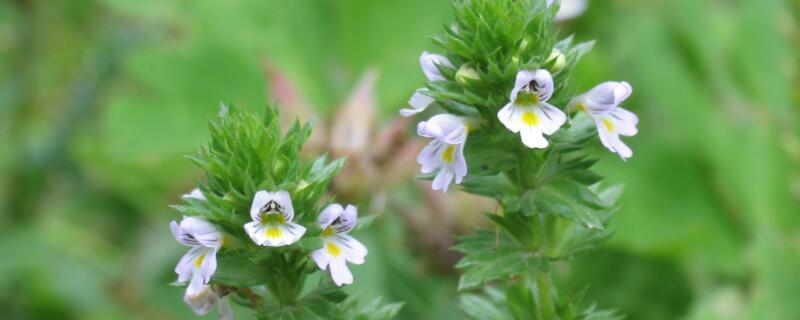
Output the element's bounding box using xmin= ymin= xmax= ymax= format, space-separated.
xmin=535 ymin=271 xmax=556 ymax=320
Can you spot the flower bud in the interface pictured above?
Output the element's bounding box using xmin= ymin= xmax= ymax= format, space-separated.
xmin=547 ymin=48 xmax=566 ymax=73
xmin=456 ymin=65 xmax=480 ymax=85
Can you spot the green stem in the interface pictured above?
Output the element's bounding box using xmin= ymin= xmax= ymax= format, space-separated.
xmin=535 ymin=271 xmax=557 ymax=320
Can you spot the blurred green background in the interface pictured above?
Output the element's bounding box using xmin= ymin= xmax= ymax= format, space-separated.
xmin=1 ymin=0 xmax=798 ymax=319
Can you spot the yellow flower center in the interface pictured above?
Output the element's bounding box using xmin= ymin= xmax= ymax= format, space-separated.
xmin=576 ymin=102 xmax=587 ymax=112
xmin=516 ymin=92 xmax=540 ymax=105
xmin=322 ymin=227 xmax=335 ymax=237
xmin=602 ymin=118 xmax=615 ymax=132
xmin=441 ymin=145 xmax=456 ymax=163
xmin=522 ymin=111 xmax=540 ymax=126
xmin=194 ymin=254 xmax=206 ymax=268
xmin=326 ymin=242 xmax=341 ymax=257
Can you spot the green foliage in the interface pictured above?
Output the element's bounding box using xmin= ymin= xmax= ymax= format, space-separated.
xmin=454 ymin=229 xmax=549 ymax=290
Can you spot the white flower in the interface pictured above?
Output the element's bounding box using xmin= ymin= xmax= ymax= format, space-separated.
xmin=497 ymin=69 xmax=567 ymax=148
xmin=310 ymin=204 xmax=367 ymax=287
xmin=182 ymin=188 xmax=206 ymax=200
xmin=183 ymin=285 xmax=233 ymax=320
xmin=170 ymin=216 xmax=223 ymax=295
xmin=399 ymin=52 xmax=454 ymax=117
xmin=244 ymin=190 xmax=306 ymax=247
xmin=547 ymin=0 xmax=588 ymax=22
xmin=568 ymin=81 xmax=638 ymax=160
xmin=416 ymin=114 xmax=469 ymax=192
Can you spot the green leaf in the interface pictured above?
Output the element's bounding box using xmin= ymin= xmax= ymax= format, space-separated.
xmin=529 ymin=178 xmax=606 ymax=229
xmin=454 ymin=230 xmax=549 ymax=290
xmin=212 ymin=251 xmax=270 ymax=287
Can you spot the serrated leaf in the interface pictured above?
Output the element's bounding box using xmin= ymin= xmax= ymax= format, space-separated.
xmin=454 ymin=230 xmax=549 ymax=290
xmin=212 ymin=251 xmax=270 ymax=287
xmin=529 ymin=178 xmax=605 ymax=229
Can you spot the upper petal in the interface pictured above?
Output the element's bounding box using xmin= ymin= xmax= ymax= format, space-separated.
xmin=273 ymin=190 xmax=295 ymax=221
xmin=249 ymin=190 xmax=271 ymax=221
xmin=510 ymin=70 xmax=536 ymax=102
xmin=179 ymin=216 xmax=223 ymax=248
xmin=417 ymin=114 xmax=467 ymax=144
xmin=420 ymin=51 xmax=453 ymax=81
xmin=317 ymin=203 xmax=344 ymax=228
xmin=335 ymin=205 xmax=358 ymax=234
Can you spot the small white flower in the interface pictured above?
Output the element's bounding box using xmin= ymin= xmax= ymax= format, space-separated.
xmin=182 ymin=188 xmax=206 ymax=200
xmin=244 ymin=190 xmax=306 ymax=247
xmin=497 ymin=69 xmax=567 ymax=148
xmin=420 ymin=51 xmax=454 ymax=81
xmin=568 ymin=81 xmax=638 ymax=160
xmin=548 ymin=0 xmax=588 ymax=22
xmin=416 ymin=114 xmax=469 ymax=192
xmin=170 ymin=216 xmax=223 ymax=295
xmin=310 ymin=204 xmax=368 ymax=287
xmin=184 ymin=285 xmax=233 ymax=320
xmin=399 ymin=52 xmax=454 ymax=117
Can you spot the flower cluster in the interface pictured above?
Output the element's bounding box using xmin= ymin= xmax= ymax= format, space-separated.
xmin=403 ymin=52 xmax=638 ymax=191
xmin=170 ymin=188 xmax=368 ymax=317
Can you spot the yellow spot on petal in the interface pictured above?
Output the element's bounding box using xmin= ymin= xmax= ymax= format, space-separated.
xmin=265 ymin=227 xmax=282 ymax=238
xmin=326 ymin=242 xmax=341 ymax=257
xmin=602 ymin=118 xmax=615 ymax=132
xmin=522 ymin=111 xmax=540 ymax=126
xmin=194 ymin=254 xmax=206 ymax=268
xmin=441 ymin=145 xmax=456 ymax=164
xmin=322 ymin=227 xmax=335 ymax=237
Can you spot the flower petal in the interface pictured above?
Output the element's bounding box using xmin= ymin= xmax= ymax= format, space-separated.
xmin=255 ymin=222 xmax=306 ymax=247
xmin=420 ymin=51 xmax=453 ymax=81
xmin=453 ymin=142 xmax=468 ymax=184
xmin=317 ymin=203 xmax=344 ymax=229
xmin=417 ymin=140 xmax=445 ymax=174
xmin=249 ymin=190 xmax=271 ymax=221
xmin=510 ymin=70 xmax=535 ymax=102
xmin=608 ymin=107 xmax=638 ymax=136
xmin=537 ymin=102 xmax=567 ymax=135
xmin=329 ymin=257 xmax=354 ymax=286
xmin=335 ymin=205 xmax=358 ymax=234
xmin=311 ymin=248 xmax=330 ymax=270
xmin=432 ymin=167 xmax=455 ymax=192
xmin=273 ymin=190 xmax=295 ymax=221
xmin=179 ymin=217 xmax=223 ymax=248
xmin=520 ymin=120 xmax=548 ymax=149
xmin=244 ymin=221 xmax=267 ymax=246
xmin=182 ymin=188 xmax=206 ymax=200
xmin=497 ymin=103 xmax=521 ymax=133
xmin=334 ymin=234 xmax=367 ymax=265
xmin=400 ymin=89 xmax=435 ymax=117
xmin=417 ymin=114 xmax=467 ymax=145
xmin=594 ymin=116 xmax=633 ymax=160
xmin=183 ymin=285 xmax=218 ymax=315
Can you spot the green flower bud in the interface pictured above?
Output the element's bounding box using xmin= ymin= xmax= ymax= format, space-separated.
xmin=547 ymin=48 xmax=566 ymax=73
xmin=456 ymin=65 xmax=480 ymax=85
